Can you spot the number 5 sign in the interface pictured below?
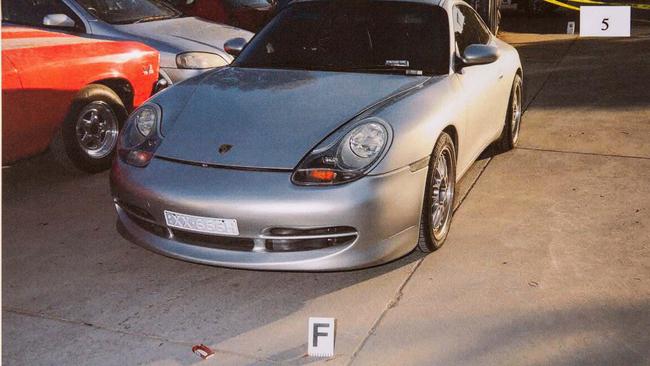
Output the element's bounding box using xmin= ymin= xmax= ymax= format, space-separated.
xmin=580 ymin=6 xmax=631 ymax=37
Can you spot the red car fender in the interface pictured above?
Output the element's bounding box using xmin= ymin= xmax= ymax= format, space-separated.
xmin=1 ymin=26 xmax=159 ymax=164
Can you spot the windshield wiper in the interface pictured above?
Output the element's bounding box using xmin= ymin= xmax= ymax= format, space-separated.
xmin=346 ymin=65 xmax=424 ymax=76
xmin=133 ymin=14 xmax=177 ymax=24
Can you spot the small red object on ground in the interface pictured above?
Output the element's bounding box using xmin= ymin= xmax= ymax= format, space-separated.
xmin=192 ymin=344 xmax=215 ymax=360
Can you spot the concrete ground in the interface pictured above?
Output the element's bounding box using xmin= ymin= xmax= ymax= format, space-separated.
xmin=3 ymin=17 xmax=649 ymax=366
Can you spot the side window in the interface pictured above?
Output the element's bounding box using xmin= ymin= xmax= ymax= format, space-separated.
xmin=2 ymin=0 xmax=85 ymax=32
xmin=452 ymin=5 xmax=491 ymax=56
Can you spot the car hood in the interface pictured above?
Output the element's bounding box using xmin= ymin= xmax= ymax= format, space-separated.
xmin=114 ymin=17 xmax=253 ymax=66
xmin=155 ymin=67 xmax=429 ymax=170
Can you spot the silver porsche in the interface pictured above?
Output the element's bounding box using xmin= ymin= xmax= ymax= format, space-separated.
xmin=111 ymin=0 xmax=523 ymax=271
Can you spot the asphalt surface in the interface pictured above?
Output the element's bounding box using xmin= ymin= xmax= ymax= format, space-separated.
xmin=3 ymin=17 xmax=649 ymax=366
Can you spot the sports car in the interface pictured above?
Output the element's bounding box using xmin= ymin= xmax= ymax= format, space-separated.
xmin=111 ymin=0 xmax=523 ymax=270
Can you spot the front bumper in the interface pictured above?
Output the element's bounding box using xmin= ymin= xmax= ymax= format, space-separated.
xmin=110 ymin=157 xmax=428 ymax=271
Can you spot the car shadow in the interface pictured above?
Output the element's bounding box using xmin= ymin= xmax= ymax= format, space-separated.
xmin=2 ymin=144 xmax=427 ymax=365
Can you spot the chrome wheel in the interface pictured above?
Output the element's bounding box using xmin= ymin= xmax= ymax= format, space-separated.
xmin=431 ymin=147 xmax=455 ymax=240
xmin=75 ymin=101 xmax=119 ymax=159
xmin=511 ymin=80 xmax=523 ymax=145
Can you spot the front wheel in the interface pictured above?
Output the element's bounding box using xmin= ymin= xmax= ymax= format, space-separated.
xmin=62 ymin=84 xmax=127 ymax=173
xmin=417 ymin=132 xmax=457 ymax=253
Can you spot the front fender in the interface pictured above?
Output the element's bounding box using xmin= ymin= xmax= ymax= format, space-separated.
xmin=368 ymin=76 xmax=466 ymax=175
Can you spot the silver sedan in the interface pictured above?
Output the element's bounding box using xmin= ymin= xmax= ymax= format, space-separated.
xmin=111 ymin=0 xmax=523 ymax=271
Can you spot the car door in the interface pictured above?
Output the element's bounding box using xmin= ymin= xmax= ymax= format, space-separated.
xmin=452 ymin=3 xmax=503 ymax=167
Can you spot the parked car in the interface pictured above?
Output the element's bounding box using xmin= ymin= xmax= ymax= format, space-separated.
xmin=111 ymin=0 xmax=523 ymax=270
xmin=1 ymin=0 xmax=253 ymax=85
xmin=2 ymin=25 xmax=159 ymax=172
xmin=168 ymin=0 xmax=277 ymax=32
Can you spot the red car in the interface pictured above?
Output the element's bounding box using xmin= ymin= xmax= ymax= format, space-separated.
xmin=2 ymin=26 xmax=160 ymax=172
xmin=173 ymin=0 xmax=278 ymax=32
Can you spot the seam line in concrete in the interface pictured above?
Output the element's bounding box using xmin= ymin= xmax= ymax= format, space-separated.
xmin=516 ymin=146 xmax=650 ymax=161
xmin=454 ymin=157 xmax=494 ymax=213
xmin=346 ymin=152 xmax=497 ymax=365
xmin=523 ymin=36 xmax=578 ymax=111
xmin=3 ymin=307 xmax=278 ymax=364
xmin=346 ymin=258 xmax=425 ymax=366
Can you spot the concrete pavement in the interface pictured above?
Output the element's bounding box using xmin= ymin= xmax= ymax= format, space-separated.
xmin=353 ymin=22 xmax=650 ymax=366
xmin=3 ymin=18 xmax=650 ymax=366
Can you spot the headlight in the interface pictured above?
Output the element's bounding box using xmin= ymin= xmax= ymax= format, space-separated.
xmin=118 ymin=104 xmax=163 ymax=167
xmin=341 ymin=123 xmax=387 ymax=167
xmin=292 ymin=118 xmax=391 ymax=186
xmin=134 ymin=106 xmax=157 ymax=136
xmin=176 ymin=52 xmax=227 ymax=69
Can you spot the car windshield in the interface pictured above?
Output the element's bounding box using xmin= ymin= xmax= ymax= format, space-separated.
xmin=226 ymin=0 xmax=276 ymax=8
xmin=235 ymin=1 xmax=450 ymax=75
xmin=75 ymin=0 xmax=182 ymax=24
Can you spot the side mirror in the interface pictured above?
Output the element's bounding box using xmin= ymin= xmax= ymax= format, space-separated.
xmin=224 ymin=38 xmax=248 ymax=57
xmin=43 ymin=14 xmax=76 ymax=28
xmin=460 ymin=44 xmax=500 ymax=67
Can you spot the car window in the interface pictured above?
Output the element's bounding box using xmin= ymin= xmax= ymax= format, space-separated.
xmin=2 ymin=0 xmax=85 ymax=32
xmin=235 ymin=1 xmax=450 ymax=75
xmin=452 ymin=4 xmax=491 ymax=56
xmin=74 ymin=0 xmax=181 ymax=24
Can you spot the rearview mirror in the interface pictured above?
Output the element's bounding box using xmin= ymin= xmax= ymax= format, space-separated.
xmin=224 ymin=38 xmax=248 ymax=57
xmin=43 ymin=14 xmax=76 ymax=28
xmin=461 ymin=44 xmax=500 ymax=67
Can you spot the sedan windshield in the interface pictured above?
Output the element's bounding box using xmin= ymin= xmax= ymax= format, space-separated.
xmin=235 ymin=1 xmax=450 ymax=75
xmin=226 ymin=0 xmax=276 ymax=8
xmin=75 ymin=0 xmax=182 ymax=24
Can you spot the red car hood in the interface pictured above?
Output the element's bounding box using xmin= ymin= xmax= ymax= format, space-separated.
xmin=1 ymin=26 xmax=111 ymax=50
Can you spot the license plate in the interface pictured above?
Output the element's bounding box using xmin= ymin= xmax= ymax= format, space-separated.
xmin=164 ymin=210 xmax=239 ymax=236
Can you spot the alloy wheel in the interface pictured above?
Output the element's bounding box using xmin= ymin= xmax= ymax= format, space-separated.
xmin=75 ymin=101 xmax=119 ymax=159
xmin=511 ymin=80 xmax=523 ymax=145
xmin=431 ymin=147 xmax=455 ymax=240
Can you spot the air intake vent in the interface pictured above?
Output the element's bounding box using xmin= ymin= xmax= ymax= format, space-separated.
xmin=263 ymin=226 xmax=358 ymax=252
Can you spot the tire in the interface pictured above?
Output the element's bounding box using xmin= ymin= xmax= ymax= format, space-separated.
xmin=62 ymin=84 xmax=127 ymax=173
xmin=496 ymin=74 xmax=523 ymax=153
xmin=417 ymin=132 xmax=457 ymax=253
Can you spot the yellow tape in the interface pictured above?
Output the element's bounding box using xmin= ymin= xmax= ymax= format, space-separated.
xmin=546 ymin=0 xmax=650 ymax=10
xmin=594 ymin=1 xmax=650 ymax=9
xmin=543 ymin=0 xmax=581 ymax=10
xmin=567 ymin=0 xmax=605 ymax=3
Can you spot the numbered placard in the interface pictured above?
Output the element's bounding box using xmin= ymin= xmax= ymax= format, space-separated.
xmin=580 ymin=6 xmax=630 ymax=37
